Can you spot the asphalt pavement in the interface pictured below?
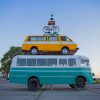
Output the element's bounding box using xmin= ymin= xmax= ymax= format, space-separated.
xmin=0 ymin=78 xmax=100 ymax=100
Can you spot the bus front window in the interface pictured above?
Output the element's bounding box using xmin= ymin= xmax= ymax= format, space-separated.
xmin=81 ymin=59 xmax=90 ymax=66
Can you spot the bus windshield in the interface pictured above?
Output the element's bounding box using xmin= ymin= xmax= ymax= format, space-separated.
xmin=80 ymin=59 xmax=90 ymax=66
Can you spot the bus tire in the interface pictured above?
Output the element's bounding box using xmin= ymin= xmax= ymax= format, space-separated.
xmin=27 ymin=77 xmax=40 ymax=91
xmin=75 ymin=77 xmax=86 ymax=90
xmin=69 ymin=84 xmax=75 ymax=88
xmin=40 ymin=84 xmax=43 ymax=88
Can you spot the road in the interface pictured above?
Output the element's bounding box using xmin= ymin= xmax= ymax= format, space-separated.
xmin=0 ymin=72 xmax=3 ymax=78
xmin=0 ymin=78 xmax=100 ymax=100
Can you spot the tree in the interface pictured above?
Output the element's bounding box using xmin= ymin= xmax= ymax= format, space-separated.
xmin=0 ymin=67 xmax=1 ymax=72
xmin=1 ymin=46 xmax=23 ymax=75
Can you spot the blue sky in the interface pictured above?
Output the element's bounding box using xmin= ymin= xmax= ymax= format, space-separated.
xmin=0 ymin=0 xmax=100 ymax=77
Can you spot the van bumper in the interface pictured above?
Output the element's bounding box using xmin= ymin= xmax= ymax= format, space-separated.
xmin=69 ymin=48 xmax=79 ymax=55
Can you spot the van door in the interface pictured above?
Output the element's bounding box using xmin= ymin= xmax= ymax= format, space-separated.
xmin=48 ymin=36 xmax=60 ymax=51
xmin=36 ymin=36 xmax=47 ymax=51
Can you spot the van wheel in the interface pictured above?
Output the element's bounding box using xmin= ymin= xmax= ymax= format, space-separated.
xmin=69 ymin=84 xmax=75 ymax=88
xmin=31 ymin=48 xmax=38 ymax=55
xmin=27 ymin=78 xmax=40 ymax=91
xmin=75 ymin=77 xmax=86 ymax=90
xmin=61 ymin=48 xmax=69 ymax=55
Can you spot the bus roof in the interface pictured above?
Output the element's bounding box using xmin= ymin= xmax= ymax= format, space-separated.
xmin=13 ymin=55 xmax=89 ymax=60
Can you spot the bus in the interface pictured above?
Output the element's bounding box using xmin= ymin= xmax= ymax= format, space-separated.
xmin=22 ymin=35 xmax=78 ymax=55
xmin=9 ymin=55 xmax=94 ymax=91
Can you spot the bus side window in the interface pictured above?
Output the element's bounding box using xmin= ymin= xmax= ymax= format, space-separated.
xmin=68 ymin=58 xmax=76 ymax=66
xmin=17 ymin=59 xmax=26 ymax=66
xmin=47 ymin=59 xmax=57 ymax=66
xmin=37 ymin=59 xmax=46 ymax=66
xmin=59 ymin=59 xmax=67 ymax=66
xmin=27 ymin=59 xmax=36 ymax=66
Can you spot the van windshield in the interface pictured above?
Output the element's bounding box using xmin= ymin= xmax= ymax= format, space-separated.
xmin=80 ymin=59 xmax=90 ymax=66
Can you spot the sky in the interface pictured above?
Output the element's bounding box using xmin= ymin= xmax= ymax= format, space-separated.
xmin=0 ymin=0 xmax=100 ymax=77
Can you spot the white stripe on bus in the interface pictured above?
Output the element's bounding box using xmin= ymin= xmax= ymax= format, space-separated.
xmin=10 ymin=70 xmax=90 ymax=72
xmin=11 ymin=66 xmax=90 ymax=68
xmin=40 ymin=76 xmax=74 ymax=78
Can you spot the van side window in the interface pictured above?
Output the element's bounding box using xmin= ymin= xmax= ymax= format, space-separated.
xmin=27 ymin=59 xmax=36 ymax=66
xmin=48 ymin=36 xmax=58 ymax=41
xmin=37 ymin=36 xmax=46 ymax=41
xmin=59 ymin=59 xmax=67 ymax=66
xmin=17 ymin=59 xmax=26 ymax=66
xmin=37 ymin=59 xmax=46 ymax=66
xmin=68 ymin=59 xmax=76 ymax=66
xmin=29 ymin=36 xmax=46 ymax=41
xmin=47 ymin=59 xmax=57 ymax=66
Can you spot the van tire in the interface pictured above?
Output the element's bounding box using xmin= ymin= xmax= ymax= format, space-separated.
xmin=61 ymin=47 xmax=69 ymax=55
xmin=75 ymin=77 xmax=86 ymax=90
xmin=30 ymin=47 xmax=38 ymax=55
xmin=27 ymin=78 xmax=40 ymax=91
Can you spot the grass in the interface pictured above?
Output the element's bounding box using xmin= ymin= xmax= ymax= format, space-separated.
xmin=94 ymin=79 xmax=100 ymax=84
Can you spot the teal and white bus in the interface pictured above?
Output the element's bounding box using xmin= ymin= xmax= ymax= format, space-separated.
xmin=9 ymin=55 xmax=94 ymax=91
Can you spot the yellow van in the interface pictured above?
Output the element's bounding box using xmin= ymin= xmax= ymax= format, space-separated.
xmin=22 ymin=35 xmax=78 ymax=55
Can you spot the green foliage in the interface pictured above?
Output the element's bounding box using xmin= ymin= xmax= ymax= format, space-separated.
xmin=1 ymin=46 xmax=23 ymax=74
xmin=95 ymin=79 xmax=100 ymax=84
xmin=0 ymin=67 xmax=1 ymax=71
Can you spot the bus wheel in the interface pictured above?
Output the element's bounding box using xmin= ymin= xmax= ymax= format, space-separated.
xmin=61 ymin=48 xmax=69 ymax=55
xmin=31 ymin=48 xmax=38 ymax=55
xmin=75 ymin=77 xmax=86 ymax=90
xmin=27 ymin=78 xmax=40 ymax=91
xmin=69 ymin=84 xmax=75 ymax=88
xmin=40 ymin=84 xmax=43 ymax=88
